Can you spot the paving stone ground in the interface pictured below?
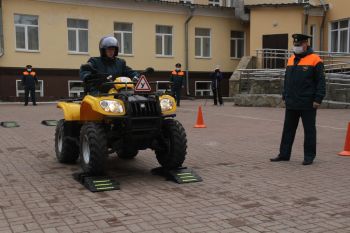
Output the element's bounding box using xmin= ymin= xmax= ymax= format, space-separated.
xmin=0 ymin=100 xmax=350 ymax=233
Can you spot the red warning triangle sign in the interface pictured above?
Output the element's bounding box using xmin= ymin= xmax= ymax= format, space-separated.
xmin=135 ymin=75 xmax=151 ymax=92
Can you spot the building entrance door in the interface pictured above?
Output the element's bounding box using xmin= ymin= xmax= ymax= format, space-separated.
xmin=262 ymin=34 xmax=289 ymax=68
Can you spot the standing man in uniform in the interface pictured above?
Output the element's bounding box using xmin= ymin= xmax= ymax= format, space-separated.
xmin=270 ymin=34 xmax=326 ymax=165
xmin=21 ymin=65 xmax=38 ymax=106
xmin=211 ymin=65 xmax=224 ymax=106
xmin=169 ymin=63 xmax=185 ymax=107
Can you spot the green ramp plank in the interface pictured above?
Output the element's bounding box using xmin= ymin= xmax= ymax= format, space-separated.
xmin=41 ymin=120 xmax=58 ymax=126
xmin=1 ymin=121 xmax=20 ymax=128
xmin=73 ymin=173 xmax=120 ymax=192
xmin=168 ymin=167 xmax=203 ymax=184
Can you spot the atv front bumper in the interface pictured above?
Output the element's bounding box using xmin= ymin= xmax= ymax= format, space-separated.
xmin=105 ymin=115 xmax=175 ymax=150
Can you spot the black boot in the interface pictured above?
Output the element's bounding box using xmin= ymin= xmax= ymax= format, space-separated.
xmin=302 ymin=160 xmax=313 ymax=165
xmin=270 ymin=156 xmax=290 ymax=162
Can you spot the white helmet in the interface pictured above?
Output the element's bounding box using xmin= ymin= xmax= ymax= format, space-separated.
xmin=99 ymin=36 xmax=119 ymax=57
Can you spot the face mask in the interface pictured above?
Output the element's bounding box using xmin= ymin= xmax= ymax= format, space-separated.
xmin=27 ymin=69 xmax=32 ymax=72
xmin=293 ymin=46 xmax=304 ymax=54
xmin=175 ymin=68 xmax=180 ymax=72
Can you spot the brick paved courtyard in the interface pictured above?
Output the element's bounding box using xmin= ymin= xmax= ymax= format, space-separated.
xmin=0 ymin=101 xmax=350 ymax=233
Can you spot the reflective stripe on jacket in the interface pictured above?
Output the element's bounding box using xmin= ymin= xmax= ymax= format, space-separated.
xmin=170 ymin=70 xmax=185 ymax=88
xmin=22 ymin=71 xmax=38 ymax=88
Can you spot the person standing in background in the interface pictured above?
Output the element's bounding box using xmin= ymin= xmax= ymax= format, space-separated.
xmin=211 ymin=65 xmax=223 ymax=106
xmin=170 ymin=63 xmax=185 ymax=107
xmin=21 ymin=65 xmax=38 ymax=106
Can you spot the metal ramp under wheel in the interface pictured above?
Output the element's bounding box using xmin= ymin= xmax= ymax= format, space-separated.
xmin=1 ymin=121 xmax=20 ymax=128
xmin=151 ymin=167 xmax=202 ymax=184
xmin=73 ymin=173 xmax=120 ymax=192
xmin=41 ymin=120 xmax=58 ymax=126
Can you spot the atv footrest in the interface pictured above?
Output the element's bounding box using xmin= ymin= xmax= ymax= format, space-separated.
xmin=151 ymin=167 xmax=202 ymax=184
xmin=73 ymin=173 xmax=120 ymax=192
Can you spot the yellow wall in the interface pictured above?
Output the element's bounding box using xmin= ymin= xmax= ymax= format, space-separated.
xmin=0 ymin=0 xmax=245 ymax=72
xmin=249 ymin=0 xmax=350 ymax=54
xmin=249 ymin=7 xmax=304 ymax=55
xmin=188 ymin=16 xmax=248 ymax=71
xmin=159 ymin=0 xmax=225 ymax=5
xmin=326 ymin=0 xmax=350 ymax=21
xmin=307 ymin=16 xmax=323 ymax=51
xmin=196 ymin=0 xmax=209 ymax=4
xmin=245 ymin=0 xmax=323 ymax=6
xmin=192 ymin=0 xmax=210 ymax=5
xmin=323 ymin=0 xmax=350 ymax=51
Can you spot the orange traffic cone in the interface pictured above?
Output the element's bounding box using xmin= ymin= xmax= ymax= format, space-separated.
xmin=339 ymin=122 xmax=350 ymax=156
xmin=194 ymin=105 xmax=206 ymax=128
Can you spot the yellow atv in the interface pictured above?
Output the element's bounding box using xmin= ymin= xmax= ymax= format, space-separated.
xmin=55 ymin=67 xmax=187 ymax=175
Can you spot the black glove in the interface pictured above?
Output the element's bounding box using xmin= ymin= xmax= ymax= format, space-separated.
xmin=132 ymin=76 xmax=139 ymax=82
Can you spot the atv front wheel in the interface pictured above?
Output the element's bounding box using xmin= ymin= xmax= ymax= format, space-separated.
xmin=54 ymin=119 xmax=79 ymax=163
xmin=117 ymin=148 xmax=138 ymax=160
xmin=155 ymin=119 xmax=187 ymax=169
xmin=79 ymin=123 xmax=108 ymax=175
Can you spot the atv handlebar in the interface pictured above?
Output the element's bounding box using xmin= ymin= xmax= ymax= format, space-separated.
xmin=102 ymin=81 xmax=169 ymax=86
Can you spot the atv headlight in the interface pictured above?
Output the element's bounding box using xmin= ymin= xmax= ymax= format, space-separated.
xmin=160 ymin=98 xmax=175 ymax=112
xmin=99 ymin=100 xmax=124 ymax=113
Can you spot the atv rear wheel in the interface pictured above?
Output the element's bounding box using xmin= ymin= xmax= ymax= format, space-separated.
xmin=117 ymin=148 xmax=138 ymax=160
xmin=155 ymin=119 xmax=187 ymax=169
xmin=79 ymin=123 xmax=108 ymax=175
xmin=54 ymin=119 xmax=79 ymax=163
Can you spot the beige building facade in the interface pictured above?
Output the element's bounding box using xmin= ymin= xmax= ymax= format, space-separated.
xmin=0 ymin=0 xmax=349 ymax=101
xmin=0 ymin=0 xmax=249 ymax=100
xmin=248 ymin=0 xmax=350 ymax=55
xmin=0 ymin=0 xmax=247 ymax=71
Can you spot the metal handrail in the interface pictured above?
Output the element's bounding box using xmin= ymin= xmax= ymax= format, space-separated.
xmin=255 ymin=49 xmax=350 ymax=73
xmin=256 ymin=49 xmax=350 ymax=56
xmin=235 ymin=49 xmax=350 ymax=101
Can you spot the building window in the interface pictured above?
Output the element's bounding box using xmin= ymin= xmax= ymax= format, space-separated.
xmin=156 ymin=81 xmax=171 ymax=94
xmin=330 ymin=19 xmax=349 ymax=53
xmin=226 ymin=0 xmax=236 ymax=7
xmin=195 ymin=28 xmax=211 ymax=58
xmin=67 ymin=19 xmax=88 ymax=53
xmin=310 ymin=25 xmax=316 ymax=50
xmin=156 ymin=25 xmax=173 ymax=56
xmin=230 ymin=31 xmax=245 ymax=58
xmin=68 ymin=81 xmax=84 ymax=97
xmin=195 ymin=81 xmax=213 ymax=96
xmin=14 ymin=14 xmax=39 ymax=51
xmin=208 ymin=0 xmax=221 ymax=6
xmin=16 ymin=80 xmax=44 ymax=97
xmin=114 ymin=22 xmax=133 ymax=55
xmin=180 ymin=0 xmax=193 ymax=3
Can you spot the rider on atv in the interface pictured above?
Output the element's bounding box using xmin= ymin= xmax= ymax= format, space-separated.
xmin=80 ymin=36 xmax=139 ymax=93
xmin=56 ymin=37 xmax=187 ymax=176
